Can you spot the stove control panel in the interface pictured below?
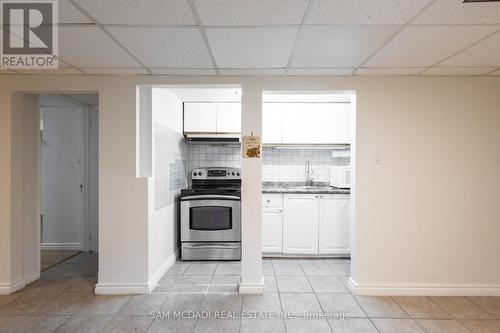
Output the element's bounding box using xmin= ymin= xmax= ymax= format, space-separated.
xmin=191 ymin=167 xmax=241 ymax=180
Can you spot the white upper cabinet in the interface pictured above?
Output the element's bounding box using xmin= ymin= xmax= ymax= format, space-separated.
xmin=216 ymin=103 xmax=241 ymax=133
xmin=184 ymin=102 xmax=241 ymax=133
xmin=262 ymin=102 xmax=351 ymax=144
xmin=183 ymin=103 xmax=217 ymax=133
xmin=262 ymin=103 xmax=283 ymax=144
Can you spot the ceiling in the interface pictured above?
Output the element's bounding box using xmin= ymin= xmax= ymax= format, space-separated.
xmin=4 ymin=0 xmax=500 ymax=76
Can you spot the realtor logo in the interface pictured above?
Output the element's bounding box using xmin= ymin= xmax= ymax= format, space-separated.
xmin=1 ymin=0 xmax=58 ymax=68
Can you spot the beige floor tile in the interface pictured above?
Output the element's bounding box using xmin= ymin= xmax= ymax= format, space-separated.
xmin=148 ymin=318 xmax=196 ymax=333
xmin=159 ymin=274 xmax=213 ymax=285
xmin=0 ymin=294 xmax=21 ymax=309
xmin=242 ymin=293 xmax=282 ymax=312
xmin=37 ymin=292 xmax=93 ymax=315
xmin=328 ymin=317 xmax=378 ymax=333
xmin=100 ymin=315 xmax=153 ymax=333
xmin=372 ymin=318 xmax=425 ymax=333
xmin=262 ymin=262 xmax=274 ymax=275
xmin=214 ymin=263 xmax=241 ymax=275
xmin=201 ymin=293 xmax=242 ymax=313
xmin=276 ymin=276 xmax=313 ymax=293
xmin=0 ymin=314 xmax=30 ymax=333
xmin=300 ymin=262 xmax=335 ymax=276
xmin=469 ymin=297 xmax=500 ymax=319
xmin=77 ymin=295 xmax=131 ymax=315
xmin=284 ymin=318 xmax=332 ymax=333
xmin=210 ymin=275 xmax=240 ymax=284
xmin=264 ymin=275 xmax=278 ymax=292
xmin=393 ymin=296 xmax=451 ymax=319
xmin=308 ymin=276 xmax=349 ymax=293
xmin=460 ymin=319 xmax=500 ymax=333
xmin=430 ymin=297 xmax=493 ymax=320
xmin=54 ymin=315 xmax=112 ymax=333
xmin=184 ymin=263 xmax=217 ymax=275
xmin=166 ymin=262 xmax=190 ymax=275
xmin=194 ymin=318 xmax=240 ymax=333
xmin=207 ymin=284 xmax=239 ymax=293
xmin=416 ymin=319 xmax=471 ymax=333
xmin=328 ymin=263 xmax=351 ymax=276
xmin=241 ymin=318 xmax=286 ymax=333
xmin=280 ymin=293 xmax=322 ymax=317
xmin=273 ymin=263 xmax=305 ymax=276
xmin=13 ymin=315 xmax=69 ymax=333
xmin=161 ymin=293 xmax=204 ymax=313
xmin=316 ymin=293 xmax=366 ymax=318
xmin=0 ymin=289 xmax=60 ymax=314
xmin=119 ymin=294 xmax=168 ymax=316
xmin=355 ymin=296 xmax=408 ymax=318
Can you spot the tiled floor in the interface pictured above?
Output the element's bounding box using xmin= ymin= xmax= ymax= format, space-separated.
xmin=1 ymin=254 xmax=500 ymax=332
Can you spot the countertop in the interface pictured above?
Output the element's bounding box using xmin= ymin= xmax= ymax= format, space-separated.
xmin=262 ymin=182 xmax=350 ymax=194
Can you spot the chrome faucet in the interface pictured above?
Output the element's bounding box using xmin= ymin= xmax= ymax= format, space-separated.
xmin=305 ymin=160 xmax=314 ymax=186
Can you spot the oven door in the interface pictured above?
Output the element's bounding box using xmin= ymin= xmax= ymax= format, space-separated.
xmin=181 ymin=195 xmax=241 ymax=242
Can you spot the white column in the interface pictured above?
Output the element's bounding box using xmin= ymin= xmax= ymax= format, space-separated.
xmin=239 ymin=84 xmax=264 ymax=294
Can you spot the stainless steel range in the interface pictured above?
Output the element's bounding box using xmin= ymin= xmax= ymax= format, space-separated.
xmin=180 ymin=167 xmax=241 ymax=261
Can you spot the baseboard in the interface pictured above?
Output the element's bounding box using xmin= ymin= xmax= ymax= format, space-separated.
xmin=348 ymin=277 xmax=500 ymax=296
xmin=0 ymin=271 xmax=40 ymax=295
xmin=41 ymin=243 xmax=82 ymax=250
xmin=148 ymin=248 xmax=179 ymax=292
xmin=239 ymin=276 xmax=264 ymax=294
xmin=94 ymin=283 xmax=151 ymax=295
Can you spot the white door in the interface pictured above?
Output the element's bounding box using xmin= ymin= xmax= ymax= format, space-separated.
xmin=262 ymin=103 xmax=282 ymax=144
xmin=262 ymin=208 xmax=283 ymax=253
xmin=183 ymin=102 xmax=217 ymax=132
xmin=283 ymin=194 xmax=318 ymax=254
xmin=318 ymin=194 xmax=350 ymax=254
xmin=41 ymin=107 xmax=84 ymax=250
xmin=216 ymin=103 xmax=241 ymax=133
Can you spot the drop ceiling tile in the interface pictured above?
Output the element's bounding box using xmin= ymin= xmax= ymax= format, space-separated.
xmin=194 ymin=0 xmax=308 ymax=25
xmin=415 ymin=0 xmax=500 ymax=24
xmin=355 ymin=67 xmax=425 ymax=75
xmin=81 ymin=68 xmax=149 ymax=75
xmin=423 ymin=67 xmax=496 ymax=76
xmin=107 ymin=27 xmax=213 ymax=68
xmin=307 ymin=0 xmax=431 ymax=24
xmin=489 ymin=68 xmax=500 ymax=75
xmin=59 ymin=26 xmax=141 ymax=67
xmin=59 ymin=0 xmax=91 ymax=24
xmin=74 ymin=0 xmax=195 ymax=25
xmin=151 ymin=68 xmax=217 ymax=75
xmin=206 ymin=27 xmax=298 ymax=68
xmin=291 ymin=25 xmax=400 ymax=68
xmin=365 ymin=25 xmax=498 ymax=67
xmin=218 ymin=68 xmax=285 ymax=75
xmin=287 ymin=68 xmax=353 ymax=75
xmin=439 ymin=30 xmax=500 ymax=67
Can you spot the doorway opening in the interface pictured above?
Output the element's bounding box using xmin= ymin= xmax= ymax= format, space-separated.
xmin=39 ymin=94 xmax=99 ymax=272
xmin=261 ymin=90 xmax=356 ymax=287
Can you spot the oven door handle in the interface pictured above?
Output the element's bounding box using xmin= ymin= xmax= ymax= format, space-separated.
xmin=181 ymin=195 xmax=240 ymax=200
xmin=183 ymin=244 xmax=240 ymax=250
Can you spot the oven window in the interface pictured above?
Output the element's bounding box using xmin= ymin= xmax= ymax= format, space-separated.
xmin=190 ymin=206 xmax=232 ymax=231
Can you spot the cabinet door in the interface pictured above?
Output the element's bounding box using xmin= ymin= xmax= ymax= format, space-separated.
xmin=318 ymin=194 xmax=350 ymax=254
xmin=283 ymin=194 xmax=318 ymax=254
xmin=216 ymin=103 xmax=241 ymax=133
xmin=281 ymin=103 xmax=351 ymax=144
xmin=262 ymin=103 xmax=282 ymax=144
xmin=262 ymin=208 xmax=283 ymax=253
xmin=183 ymin=103 xmax=217 ymax=133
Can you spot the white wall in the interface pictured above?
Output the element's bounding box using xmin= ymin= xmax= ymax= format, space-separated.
xmin=147 ymin=88 xmax=187 ymax=289
xmin=1 ymin=75 xmax=500 ymax=296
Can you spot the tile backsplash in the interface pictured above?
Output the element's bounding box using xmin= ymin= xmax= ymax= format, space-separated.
xmin=187 ymin=144 xmax=350 ymax=183
xmin=262 ymin=147 xmax=350 ymax=183
xmin=188 ymin=144 xmax=241 ymax=172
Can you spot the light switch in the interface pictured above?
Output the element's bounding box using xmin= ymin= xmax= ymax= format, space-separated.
xmin=374 ymin=151 xmax=383 ymax=165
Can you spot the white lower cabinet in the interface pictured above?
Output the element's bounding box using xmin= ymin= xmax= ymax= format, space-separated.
xmin=262 ymin=193 xmax=350 ymax=256
xmin=318 ymin=195 xmax=350 ymax=254
xmin=283 ymin=194 xmax=319 ymax=254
